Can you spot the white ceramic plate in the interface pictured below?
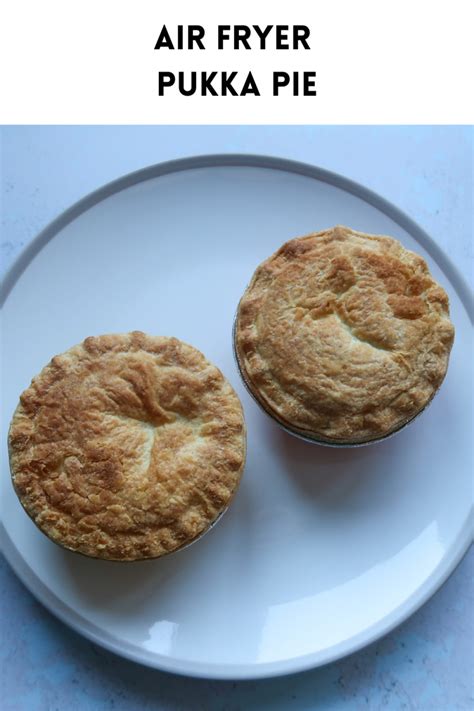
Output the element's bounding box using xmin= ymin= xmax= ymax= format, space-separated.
xmin=1 ymin=155 xmax=472 ymax=680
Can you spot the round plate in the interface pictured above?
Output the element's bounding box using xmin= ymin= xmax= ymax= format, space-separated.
xmin=1 ymin=155 xmax=472 ymax=680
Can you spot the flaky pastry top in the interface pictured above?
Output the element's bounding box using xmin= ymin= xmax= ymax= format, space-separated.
xmin=235 ymin=226 xmax=454 ymax=443
xmin=9 ymin=332 xmax=246 ymax=560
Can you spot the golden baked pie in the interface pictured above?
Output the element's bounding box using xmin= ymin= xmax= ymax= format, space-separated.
xmin=235 ymin=226 xmax=454 ymax=445
xmin=9 ymin=332 xmax=246 ymax=560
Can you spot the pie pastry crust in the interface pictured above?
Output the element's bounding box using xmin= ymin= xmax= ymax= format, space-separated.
xmin=235 ymin=226 xmax=454 ymax=444
xmin=9 ymin=332 xmax=246 ymax=560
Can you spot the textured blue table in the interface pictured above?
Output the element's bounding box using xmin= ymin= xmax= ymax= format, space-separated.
xmin=1 ymin=126 xmax=473 ymax=710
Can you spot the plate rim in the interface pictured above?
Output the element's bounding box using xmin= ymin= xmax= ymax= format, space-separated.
xmin=1 ymin=153 xmax=473 ymax=315
xmin=1 ymin=521 xmax=472 ymax=680
xmin=1 ymin=152 xmax=473 ymax=680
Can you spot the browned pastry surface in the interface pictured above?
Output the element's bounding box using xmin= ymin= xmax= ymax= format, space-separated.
xmin=235 ymin=226 xmax=454 ymax=443
xmin=9 ymin=332 xmax=246 ymax=560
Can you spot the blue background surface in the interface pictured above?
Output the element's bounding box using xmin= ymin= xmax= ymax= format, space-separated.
xmin=1 ymin=126 xmax=473 ymax=710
